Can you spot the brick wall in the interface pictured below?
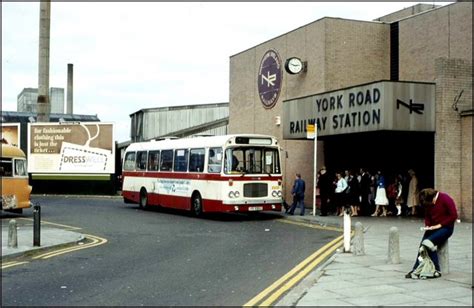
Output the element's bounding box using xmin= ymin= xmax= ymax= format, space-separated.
xmin=434 ymin=58 xmax=472 ymax=222
xmin=399 ymin=2 xmax=472 ymax=82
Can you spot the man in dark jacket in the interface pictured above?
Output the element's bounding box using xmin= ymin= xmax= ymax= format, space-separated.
xmin=317 ymin=167 xmax=331 ymax=216
xmin=288 ymin=173 xmax=306 ymax=216
xmin=359 ymin=168 xmax=371 ymax=216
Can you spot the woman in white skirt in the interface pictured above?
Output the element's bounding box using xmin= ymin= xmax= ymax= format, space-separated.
xmin=372 ymin=170 xmax=389 ymax=216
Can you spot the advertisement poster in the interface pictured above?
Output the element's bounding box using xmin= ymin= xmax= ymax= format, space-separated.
xmin=28 ymin=122 xmax=115 ymax=174
xmin=1 ymin=123 xmax=20 ymax=147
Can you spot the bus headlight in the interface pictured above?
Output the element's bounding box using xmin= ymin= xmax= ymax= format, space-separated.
xmin=228 ymin=191 xmax=240 ymax=198
xmin=272 ymin=190 xmax=282 ymax=198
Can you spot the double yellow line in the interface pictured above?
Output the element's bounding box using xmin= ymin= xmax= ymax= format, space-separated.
xmin=244 ymin=221 xmax=345 ymax=307
xmin=32 ymin=234 xmax=108 ymax=260
xmin=1 ymin=261 xmax=30 ymax=269
xmin=2 ymin=219 xmax=108 ymax=269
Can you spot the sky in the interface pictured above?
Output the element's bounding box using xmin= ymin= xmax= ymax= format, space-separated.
xmin=2 ymin=1 xmax=452 ymax=143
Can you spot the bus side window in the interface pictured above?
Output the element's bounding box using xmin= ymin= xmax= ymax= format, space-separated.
xmin=148 ymin=150 xmax=160 ymax=171
xmin=189 ymin=148 xmax=205 ymax=172
xmin=160 ymin=150 xmax=173 ymax=171
xmin=123 ymin=152 xmax=136 ymax=171
xmin=174 ymin=149 xmax=189 ymax=172
xmin=136 ymin=151 xmax=147 ymax=171
xmin=208 ymin=147 xmax=222 ymax=173
xmin=14 ymin=159 xmax=27 ymax=176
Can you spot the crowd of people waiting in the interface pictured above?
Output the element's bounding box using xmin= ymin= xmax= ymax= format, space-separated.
xmin=316 ymin=167 xmax=421 ymax=217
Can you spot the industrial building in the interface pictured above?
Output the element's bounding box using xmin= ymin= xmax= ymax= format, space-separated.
xmin=17 ymin=87 xmax=65 ymax=114
xmin=229 ymin=3 xmax=472 ymax=221
xmin=128 ymin=102 xmax=229 ymax=143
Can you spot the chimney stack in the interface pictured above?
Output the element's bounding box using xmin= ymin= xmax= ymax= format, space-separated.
xmin=37 ymin=0 xmax=51 ymax=122
xmin=67 ymin=63 xmax=73 ymax=114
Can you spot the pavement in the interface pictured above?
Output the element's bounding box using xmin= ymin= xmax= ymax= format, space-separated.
xmin=277 ymin=212 xmax=473 ymax=307
xmin=2 ymin=210 xmax=472 ymax=306
xmin=1 ymin=216 xmax=84 ymax=260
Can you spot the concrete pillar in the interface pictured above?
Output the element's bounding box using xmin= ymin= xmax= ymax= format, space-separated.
xmin=8 ymin=219 xmax=18 ymax=248
xmin=37 ymin=0 xmax=51 ymax=122
xmin=67 ymin=63 xmax=73 ymax=114
xmin=343 ymin=209 xmax=351 ymax=252
xmin=438 ymin=240 xmax=449 ymax=274
xmin=388 ymin=226 xmax=400 ymax=264
xmin=352 ymin=222 xmax=365 ymax=256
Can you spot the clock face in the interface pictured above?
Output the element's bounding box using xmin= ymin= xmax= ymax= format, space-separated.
xmin=285 ymin=57 xmax=303 ymax=74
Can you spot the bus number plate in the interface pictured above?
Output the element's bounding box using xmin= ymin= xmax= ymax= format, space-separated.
xmin=248 ymin=206 xmax=263 ymax=211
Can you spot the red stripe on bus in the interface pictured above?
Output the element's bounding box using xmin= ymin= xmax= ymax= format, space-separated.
xmin=122 ymin=171 xmax=281 ymax=181
xmin=122 ymin=190 xmax=282 ymax=213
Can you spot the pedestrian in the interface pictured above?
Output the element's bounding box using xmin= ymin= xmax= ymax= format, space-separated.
xmin=359 ymin=168 xmax=371 ymax=216
xmin=369 ymin=171 xmax=377 ymax=214
xmin=387 ymin=176 xmax=401 ymax=215
xmin=334 ymin=171 xmax=348 ymax=216
xmin=288 ymin=173 xmax=306 ymax=216
xmin=395 ymin=174 xmax=404 ymax=216
xmin=317 ymin=166 xmax=331 ymax=216
xmin=348 ymin=170 xmax=361 ymax=216
xmin=371 ymin=170 xmax=389 ymax=216
xmin=405 ymin=188 xmax=458 ymax=279
xmin=407 ymin=169 xmax=420 ymax=216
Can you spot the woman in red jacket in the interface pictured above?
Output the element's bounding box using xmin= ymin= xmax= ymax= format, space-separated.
xmin=405 ymin=188 xmax=458 ymax=279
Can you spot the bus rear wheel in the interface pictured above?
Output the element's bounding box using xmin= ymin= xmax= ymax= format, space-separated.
xmin=191 ymin=193 xmax=203 ymax=217
xmin=139 ymin=189 xmax=148 ymax=209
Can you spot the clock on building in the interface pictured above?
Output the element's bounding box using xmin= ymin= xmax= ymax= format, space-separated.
xmin=285 ymin=57 xmax=304 ymax=74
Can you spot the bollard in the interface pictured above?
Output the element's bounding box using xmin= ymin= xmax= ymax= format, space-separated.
xmin=33 ymin=205 xmax=41 ymax=246
xmin=438 ymin=240 xmax=449 ymax=274
xmin=8 ymin=219 xmax=18 ymax=248
xmin=352 ymin=222 xmax=365 ymax=256
xmin=343 ymin=207 xmax=351 ymax=253
xmin=388 ymin=226 xmax=400 ymax=264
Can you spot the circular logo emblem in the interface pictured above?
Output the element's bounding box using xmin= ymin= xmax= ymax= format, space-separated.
xmin=258 ymin=49 xmax=282 ymax=109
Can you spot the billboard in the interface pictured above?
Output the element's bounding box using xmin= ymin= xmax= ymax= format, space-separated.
xmin=1 ymin=123 xmax=21 ymax=147
xmin=283 ymin=81 xmax=436 ymax=138
xmin=28 ymin=122 xmax=115 ymax=174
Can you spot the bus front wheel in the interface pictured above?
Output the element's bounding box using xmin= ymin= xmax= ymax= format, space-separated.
xmin=139 ymin=189 xmax=148 ymax=209
xmin=191 ymin=193 xmax=203 ymax=217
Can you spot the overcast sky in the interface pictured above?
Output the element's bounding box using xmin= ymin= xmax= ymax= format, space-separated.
xmin=2 ymin=1 xmax=452 ymax=142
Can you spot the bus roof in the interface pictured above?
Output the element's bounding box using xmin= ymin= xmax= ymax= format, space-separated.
xmin=125 ymin=134 xmax=279 ymax=152
xmin=1 ymin=144 xmax=26 ymax=158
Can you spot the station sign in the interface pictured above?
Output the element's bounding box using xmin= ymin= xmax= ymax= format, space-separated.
xmin=283 ymin=81 xmax=435 ymax=138
xmin=27 ymin=122 xmax=115 ymax=174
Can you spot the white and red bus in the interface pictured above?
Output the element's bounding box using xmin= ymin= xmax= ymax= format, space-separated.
xmin=121 ymin=134 xmax=283 ymax=215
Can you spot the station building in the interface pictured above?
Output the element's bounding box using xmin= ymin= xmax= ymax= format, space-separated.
xmin=228 ymin=3 xmax=473 ymax=221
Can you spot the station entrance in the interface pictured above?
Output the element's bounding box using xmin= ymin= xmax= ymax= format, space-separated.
xmin=322 ymin=131 xmax=435 ymax=189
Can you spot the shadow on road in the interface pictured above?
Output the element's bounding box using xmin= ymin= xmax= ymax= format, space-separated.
xmin=121 ymin=204 xmax=285 ymax=222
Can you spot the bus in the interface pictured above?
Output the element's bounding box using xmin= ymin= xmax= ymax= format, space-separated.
xmin=1 ymin=143 xmax=32 ymax=213
xmin=121 ymin=134 xmax=283 ymax=215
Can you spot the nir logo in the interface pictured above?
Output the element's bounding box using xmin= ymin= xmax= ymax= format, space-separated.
xmin=258 ymin=49 xmax=282 ymax=109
